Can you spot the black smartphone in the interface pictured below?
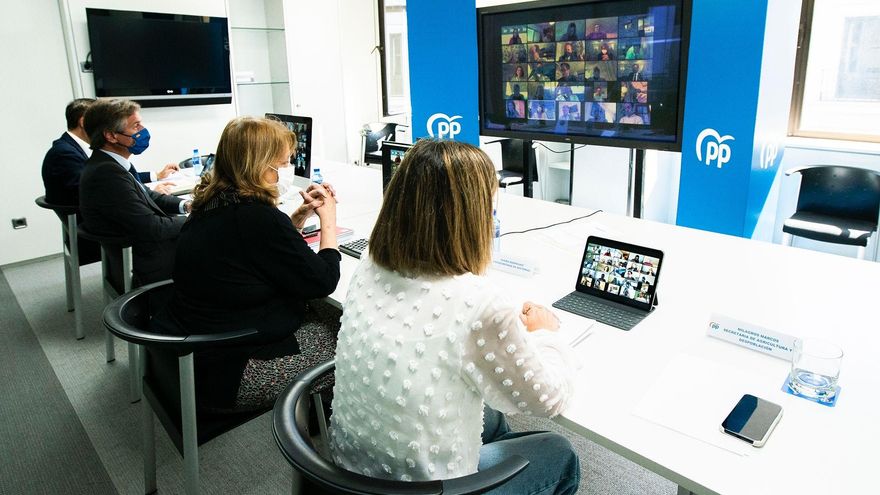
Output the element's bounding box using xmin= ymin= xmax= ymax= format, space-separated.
xmin=302 ymin=224 xmax=320 ymax=238
xmin=721 ymin=394 xmax=783 ymax=447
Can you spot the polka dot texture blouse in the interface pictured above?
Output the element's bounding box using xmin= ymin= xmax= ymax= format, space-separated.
xmin=329 ymin=259 xmax=577 ymax=481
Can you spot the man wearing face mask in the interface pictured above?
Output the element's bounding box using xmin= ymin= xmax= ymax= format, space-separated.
xmin=79 ymin=99 xmax=190 ymax=285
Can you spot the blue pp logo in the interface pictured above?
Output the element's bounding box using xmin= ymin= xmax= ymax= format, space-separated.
xmin=426 ymin=113 xmax=462 ymax=139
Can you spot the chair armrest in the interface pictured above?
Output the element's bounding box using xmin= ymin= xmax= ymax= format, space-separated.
xmin=441 ymin=455 xmax=529 ymax=495
xmin=103 ymin=279 xmax=259 ymax=349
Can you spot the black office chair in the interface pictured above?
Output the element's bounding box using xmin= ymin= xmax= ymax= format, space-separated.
xmin=782 ymin=165 xmax=880 ymax=260
xmin=485 ymin=139 xmax=538 ymax=197
xmin=360 ymin=123 xmax=398 ymax=165
xmin=34 ymin=196 xmax=91 ymax=340
xmin=272 ymin=359 xmax=530 ymax=495
xmin=103 ymin=280 xmax=269 ymax=495
xmin=78 ymin=225 xmax=140 ymax=400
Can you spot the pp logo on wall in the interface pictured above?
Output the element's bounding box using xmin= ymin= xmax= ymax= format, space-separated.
xmin=426 ymin=113 xmax=462 ymax=139
xmin=696 ymin=128 xmax=735 ymax=169
xmin=760 ymin=141 xmax=779 ymax=170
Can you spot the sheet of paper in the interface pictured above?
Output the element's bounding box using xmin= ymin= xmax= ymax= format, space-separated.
xmin=632 ymin=353 xmax=769 ymax=456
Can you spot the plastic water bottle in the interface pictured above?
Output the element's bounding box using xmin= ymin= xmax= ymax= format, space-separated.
xmin=312 ymin=167 xmax=324 ymax=185
xmin=191 ymin=149 xmax=202 ymax=176
xmin=493 ymin=209 xmax=501 ymax=253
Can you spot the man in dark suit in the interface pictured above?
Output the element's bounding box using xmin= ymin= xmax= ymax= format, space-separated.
xmin=79 ymin=99 xmax=191 ymax=285
xmin=43 ymin=99 xmax=179 ymax=204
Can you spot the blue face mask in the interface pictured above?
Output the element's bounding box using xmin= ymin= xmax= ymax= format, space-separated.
xmin=118 ymin=127 xmax=151 ymax=155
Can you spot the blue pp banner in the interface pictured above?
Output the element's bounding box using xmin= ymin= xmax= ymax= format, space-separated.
xmin=407 ymin=0 xmax=479 ymax=144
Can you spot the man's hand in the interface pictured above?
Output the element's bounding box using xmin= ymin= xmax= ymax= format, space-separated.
xmin=152 ymin=182 xmax=175 ymax=195
xmin=157 ymin=163 xmax=180 ymax=180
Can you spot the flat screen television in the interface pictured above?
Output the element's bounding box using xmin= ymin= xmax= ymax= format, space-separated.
xmin=478 ymin=0 xmax=691 ymax=151
xmin=86 ymin=8 xmax=232 ymax=107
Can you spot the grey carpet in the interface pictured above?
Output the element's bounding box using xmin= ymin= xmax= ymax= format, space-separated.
xmin=2 ymin=256 xmax=676 ymax=494
xmin=0 ymin=267 xmax=117 ymax=495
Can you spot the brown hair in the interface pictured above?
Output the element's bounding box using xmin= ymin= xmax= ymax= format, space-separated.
xmin=191 ymin=116 xmax=294 ymax=211
xmin=65 ymin=98 xmax=96 ymax=130
xmin=83 ymin=99 xmax=140 ymax=150
xmin=369 ymin=139 xmax=498 ymax=277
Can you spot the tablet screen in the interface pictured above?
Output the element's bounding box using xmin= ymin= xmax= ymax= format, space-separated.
xmin=577 ymin=236 xmax=663 ymax=310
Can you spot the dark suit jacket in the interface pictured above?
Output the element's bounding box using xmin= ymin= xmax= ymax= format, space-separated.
xmin=42 ymin=133 xmax=88 ymax=206
xmin=79 ymin=150 xmax=186 ymax=284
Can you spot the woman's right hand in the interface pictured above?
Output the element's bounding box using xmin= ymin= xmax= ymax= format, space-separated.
xmin=519 ymin=302 xmax=560 ymax=332
xmin=314 ymin=184 xmax=337 ymax=225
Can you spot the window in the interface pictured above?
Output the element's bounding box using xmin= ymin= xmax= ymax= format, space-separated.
xmin=378 ymin=0 xmax=410 ymax=116
xmin=790 ymin=0 xmax=880 ymax=142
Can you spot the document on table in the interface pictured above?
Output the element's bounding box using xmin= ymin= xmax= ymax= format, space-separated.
xmin=632 ymin=353 xmax=767 ymax=456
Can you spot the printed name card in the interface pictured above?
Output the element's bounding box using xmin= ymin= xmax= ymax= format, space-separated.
xmin=707 ymin=314 xmax=795 ymax=361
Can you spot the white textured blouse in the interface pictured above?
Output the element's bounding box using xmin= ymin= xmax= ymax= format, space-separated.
xmin=329 ymin=258 xmax=577 ymax=481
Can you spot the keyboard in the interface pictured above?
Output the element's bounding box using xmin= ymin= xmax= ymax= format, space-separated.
xmin=339 ymin=238 xmax=369 ymax=259
xmin=552 ymin=292 xmax=647 ymax=331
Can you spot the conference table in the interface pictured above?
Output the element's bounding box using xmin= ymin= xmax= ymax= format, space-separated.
xmin=286 ymin=161 xmax=879 ymax=495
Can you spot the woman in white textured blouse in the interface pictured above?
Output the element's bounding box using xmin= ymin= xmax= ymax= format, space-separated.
xmin=329 ymin=139 xmax=580 ymax=494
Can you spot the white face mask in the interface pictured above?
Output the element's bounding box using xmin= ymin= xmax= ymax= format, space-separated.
xmin=269 ymin=165 xmax=292 ymax=196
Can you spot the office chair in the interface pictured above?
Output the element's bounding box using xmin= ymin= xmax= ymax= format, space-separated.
xmin=34 ymin=196 xmax=97 ymax=340
xmin=484 ymin=139 xmax=539 ymax=197
xmin=103 ymin=280 xmax=269 ymax=495
xmin=77 ymin=225 xmax=140 ymax=401
xmin=360 ymin=123 xmax=398 ymax=165
xmin=272 ymin=359 xmax=530 ymax=495
xmin=782 ymin=165 xmax=880 ymax=260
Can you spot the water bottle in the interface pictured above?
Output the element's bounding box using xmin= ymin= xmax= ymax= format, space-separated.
xmin=493 ymin=209 xmax=501 ymax=253
xmin=312 ymin=167 xmax=324 ymax=185
xmin=191 ymin=149 xmax=202 ymax=176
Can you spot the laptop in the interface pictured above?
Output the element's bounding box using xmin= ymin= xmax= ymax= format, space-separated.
xmin=381 ymin=141 xmax=412 ymax=189
xmin=553 ymin=236 xmax=664 ymax=331
xmin=265 ymin=113 xmax=313 ymax=179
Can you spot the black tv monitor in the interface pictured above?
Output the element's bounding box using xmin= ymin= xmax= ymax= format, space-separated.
xmin=86 ymin=8 xmax=231 ymax=107
xmin=478 ymin=0 xmax=691 ymax=151
xmin=381 ymin=142 xmax=412 ymax=190
xmin=266 ymin=114 xmax=313 ymax=179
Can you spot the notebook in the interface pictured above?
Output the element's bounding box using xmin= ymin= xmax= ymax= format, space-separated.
xmin=304 ymin=226 xmax=354 ymax=249
xmin=553 ymin=236 xmax=663 ymax=331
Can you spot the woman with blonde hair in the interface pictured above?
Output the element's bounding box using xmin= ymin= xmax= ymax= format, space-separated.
xmin=152 ymin=116 xmax=341 ymax=411
xmin=329 ymin=139 xmax=580 ymax=494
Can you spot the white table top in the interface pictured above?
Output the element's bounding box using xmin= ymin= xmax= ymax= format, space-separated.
xmin=294 ymin=162 xmax=879 ymax=495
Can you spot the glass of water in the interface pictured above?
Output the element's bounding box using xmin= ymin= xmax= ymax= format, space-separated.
xmin=788 ymin=338 xmax=843 ymax=402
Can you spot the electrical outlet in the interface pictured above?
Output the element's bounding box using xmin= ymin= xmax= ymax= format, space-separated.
xmin=80 ymin=61 xmax=93 ymax=73
xmin=11 ymin=217 xmax=27 ymax=229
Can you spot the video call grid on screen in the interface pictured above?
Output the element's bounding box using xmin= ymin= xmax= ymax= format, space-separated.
xmin=480 ymin=0 xmax=686 ymax=149
xmin=265 ymin=114 xmax=311 ymax=179
xmin=579 ymin=241 xmax=660 ymax=305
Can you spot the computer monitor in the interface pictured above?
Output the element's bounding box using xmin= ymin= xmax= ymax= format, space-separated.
xmin=381 ymin=142 xmax=412 ymax=190
xmin=265 ymin=114 xmax=312 ymax=178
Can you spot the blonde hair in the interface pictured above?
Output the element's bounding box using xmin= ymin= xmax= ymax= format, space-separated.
xmin=369 ymin=139 xmax=498 ymax=277
xmin=191 ymin=117 xmax=294 ymax=211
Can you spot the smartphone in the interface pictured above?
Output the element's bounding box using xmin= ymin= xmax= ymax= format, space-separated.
xmin=302 ymin=224 xmax=320 ymax=238
xmin=721 ymin=394 xmax=783 ymax=447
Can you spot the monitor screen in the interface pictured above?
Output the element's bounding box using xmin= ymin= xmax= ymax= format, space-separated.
xmin=266 ymin=114 xmax=313 ymax=179
xmin=478 ymin=0 xmax=690 ymax=151
xmin=86 ymin=8 xmax=231 ymax=107
xmin=577 ymin=236 xmax=662 ymax=309
xmin=381 ymin=142 xmax=412 ymax=189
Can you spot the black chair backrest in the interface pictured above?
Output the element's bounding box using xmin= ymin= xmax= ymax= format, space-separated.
xmin=35 ymin=195 xmax=79 ymax=217
xmin=364 ymin=123 xmax=398 ymax=154
xmin=272 ymin=360 xmax=529 ymax=495
xmin=498 ymin=139 xmax=538 ymax=179
xmin=793 ymin=165 xmax=880 ymax=222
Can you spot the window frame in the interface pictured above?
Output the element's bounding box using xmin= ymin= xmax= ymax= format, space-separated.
xmin=788 ymin=0 xmax=880 ymax=143
xmin=377 ymin=0 xmax=409 ymax=117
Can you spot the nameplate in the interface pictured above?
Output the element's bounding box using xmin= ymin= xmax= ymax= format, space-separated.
xmin=491 ymin=253 xmax=537 ymax=277
xmin=707 ymin=314 xmax=794 ymax=361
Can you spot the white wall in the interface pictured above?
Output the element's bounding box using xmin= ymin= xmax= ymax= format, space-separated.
xmin=0 ymin=0 xmax=75 ymax=265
